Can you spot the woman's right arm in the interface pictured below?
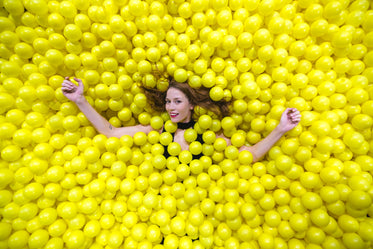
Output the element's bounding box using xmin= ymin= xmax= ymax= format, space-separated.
xmin=61 ymin=77 xmax=154 ymax=138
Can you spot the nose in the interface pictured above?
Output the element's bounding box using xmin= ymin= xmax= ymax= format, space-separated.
xmin=167 ymin=102 xmax=175 ymax=110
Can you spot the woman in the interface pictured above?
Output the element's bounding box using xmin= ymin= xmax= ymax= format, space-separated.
xmin=61 ymin=77 xmax=301 ymax=162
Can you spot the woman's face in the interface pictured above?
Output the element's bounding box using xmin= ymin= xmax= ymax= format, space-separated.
xmin=165 ymin=87 xmax=194 ymax=123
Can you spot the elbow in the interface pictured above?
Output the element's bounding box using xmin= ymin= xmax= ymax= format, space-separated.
xmin=240 ymin=146 xmax=259 ymax=164
xmin=103 ymin=130 xmax=121 ymax=138
xmin=98 ymin=130 xmax=113 ymax=138
xmin=251 ymin=155 xmax=259 ymax=164
xmin=250 ymin=151 xmax=260 ymax=163
xmin=96 ymin=126 xmax=117 ymax=138
xmin=102 ymin=132 xmax=114 ymax=138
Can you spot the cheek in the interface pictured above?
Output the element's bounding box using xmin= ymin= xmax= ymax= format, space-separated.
xmin=183 ymin=104 xmax=191 ymax=111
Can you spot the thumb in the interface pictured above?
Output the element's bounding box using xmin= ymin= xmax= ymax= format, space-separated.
xmin=74 ymin=78 xmax=83 ymax=87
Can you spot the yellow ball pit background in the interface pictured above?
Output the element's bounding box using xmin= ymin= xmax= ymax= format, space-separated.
xmin=1 ymin=0 xmax=373 ymax=248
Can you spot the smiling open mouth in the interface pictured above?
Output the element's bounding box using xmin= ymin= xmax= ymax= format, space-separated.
xmin=169 ymin=113 xmax=178 ymax=118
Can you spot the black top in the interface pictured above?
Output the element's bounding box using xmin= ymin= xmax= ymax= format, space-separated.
xmin=162 ymin=120 xmax=204 ymax=159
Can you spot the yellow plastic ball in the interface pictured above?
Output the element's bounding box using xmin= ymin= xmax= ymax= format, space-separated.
xmin=8 ymin=230 xmax=30 ymax=249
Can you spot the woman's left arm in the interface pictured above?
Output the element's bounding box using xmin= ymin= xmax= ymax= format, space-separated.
xmin=240 ymin=108 xmax=301 ymax=163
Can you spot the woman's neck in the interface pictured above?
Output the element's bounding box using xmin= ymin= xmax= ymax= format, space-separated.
xmin=177 ymin=119 xmax=195 ymax=129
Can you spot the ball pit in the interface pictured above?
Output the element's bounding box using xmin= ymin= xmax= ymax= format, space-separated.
xmin=1 ymin=0 xmax=373 ymax=248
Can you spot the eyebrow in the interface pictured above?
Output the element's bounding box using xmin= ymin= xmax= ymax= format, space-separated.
xmin=165 ymin=96 xmax=183 ymax=100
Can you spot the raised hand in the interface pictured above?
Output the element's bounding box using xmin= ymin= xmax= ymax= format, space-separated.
xmin=61 ymin=77 xmax=84 ymax=103
xmin=278 ymin=108 xmax=301 ymax=132
xmin=59 ymin=77 xmax=156 ymax=138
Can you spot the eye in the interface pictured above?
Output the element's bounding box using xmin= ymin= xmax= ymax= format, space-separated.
xmin=165 ymin=100 xmax=170 ymax=104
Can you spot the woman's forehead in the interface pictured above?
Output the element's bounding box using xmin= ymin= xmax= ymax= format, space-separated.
xmin=166 ymin=87 xmax=188 ymax=99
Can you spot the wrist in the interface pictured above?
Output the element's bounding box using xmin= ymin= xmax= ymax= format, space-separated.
xmin=274 ymin=125 xmax=287 ymax=135
xmin=75 ymin=95 xmax=87 ymax=105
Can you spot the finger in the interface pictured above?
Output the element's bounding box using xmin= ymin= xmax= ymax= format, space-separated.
xmin=290 ymin=108 xmax=300 ymax=114
xmin=62 ymin=80 xmax=73 ymax=86
xmin=288 ymin=108 xmax=299 ymax=116
xmin=63 ymin=86 xmax=73 ymax=91
xmin=62 ymin=86 xmax=75 ymax=93
xmin=291 ymin=115 xmax=301 ymax=120
xmin=291 ymin=116 xmax=301 ymax=123
xmin=289 ymin=110 xmax=301 ymax=116
xmin=62 ymin=82 xmax=73 ymax=88
xmin=291 ymin=113 xmax=301 ymax=119
xmin=62 ymin=83 xmax=75 ymax=90
xmin=61 ymin=84 xmax=69 ymax=89
xmin=61 ymin=87 xmax=71 ymax=92
xmin=63 ymin=77 xmax=73 ymax=83
xmin=286 ymin=109 xmax=295 ymax=118
xmin=74 ymin=77 xmax=83 ymax=86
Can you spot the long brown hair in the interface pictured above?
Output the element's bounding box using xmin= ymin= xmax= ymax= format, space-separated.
xmin=143 ymin=77 xmax=230 ymax=118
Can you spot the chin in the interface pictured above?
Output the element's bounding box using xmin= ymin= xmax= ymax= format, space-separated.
xmin=168 ymin=115 xmax=179 ymax=123
xmin=170 ymin=117 xmax=186 ymax=124
xmin=171 ymin=118 xmax=182 ymax=123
